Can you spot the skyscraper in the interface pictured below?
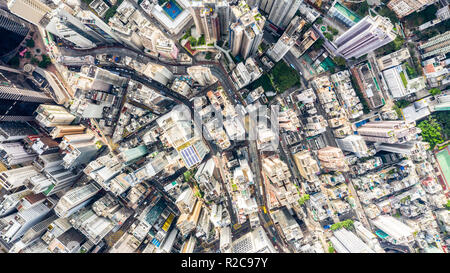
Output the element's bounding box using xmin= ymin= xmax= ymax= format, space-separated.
xmin=229 ymin=2 xmax=265 ymax=60
xmin=34 ymin=105 xmax=76 ymax=128
xmin=54 ymin=183 xmax=101 ymax=218
xmin=0 ymin=76 xmax=54 ymax=121
xmin=189 ymin=0 xmax=230 ymax=42
xmin=0 ymin=8 xmax=30 ymax=63
xmin=317 ymin=146 xmax=349 ymax=172
xmin=356 ymin=120 xmax=420 ymax=144
xmin=8 ymin=0 xmax=113 ymax=49
xmin=268 ymin=0 xmax=302 ymax=28
xmin=267 ymin=16 xmax=305 ymax=62
xmin=231 ymin=226 xmax=277 ymax=253
xmin=336 ymin=135 xmax=370 ymax=158
xmin=7 ymin=0 xmax=52 ymax=26
xmin=0 ymin=165 xmax=39 ymax=191
xmin=335 ymin=15 xmax=396 ymax=59
xmin=259 ymin=0 xmax=275 ymax=14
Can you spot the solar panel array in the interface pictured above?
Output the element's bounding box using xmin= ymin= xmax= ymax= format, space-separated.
xmin=180 ymin=145 xmax=200 ymax=168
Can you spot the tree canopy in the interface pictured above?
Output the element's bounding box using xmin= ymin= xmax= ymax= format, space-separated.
xmin=417 ymin=117 xmax=444 ymax=149
xmin=271 ymin=61 xmax=300 ymax=92
xmin=429 ymin=88 xmax=442 ymax=96
xmin=330 ymin=219 xmax=354 ymax=231
xmin=38 ymin=54 xmax=52 ymax=68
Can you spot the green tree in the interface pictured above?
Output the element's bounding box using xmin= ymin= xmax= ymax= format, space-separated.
xmin=446 ymin=200 xmax=450 ymax=210
xmin=205 ymin=52 xmax=212 ymax=60
xmin=298 ymin=194 xmax=310 ymax=206
xmin=188 ymin=36 xmax=197 ymax=46
xmin=334 ymin=56 xmax=346 ymax=68
xmin=312 ymin=38 xmax=324 ymax=50
xmin=327 ymin=26 xmax=338 ymax=35
xmin=405 ymin=63 xmax=417 ymax=78
xmin=324 ymin=32 xmax=334 ymax=41
xmin=395 ymin=99 xmax=411 ymax=108
xmin=271 ymin=61 xmax=300 ymax=92
xmin=417 ymin=117 xmax=444 ymax=149
xmin=38 ymin=54 xmax=52 ymax=68
xmin=315 ymin=17 xmax=323 ymax=25
xmin=183 ymin=170 xmax=193 ymax=182
xmin=376 ymin=6 xmax=399 ymax=23
xmin=433 ymin=112 xmax=450 ymax=139
xmin=392 ymin=105 xmax=402 ymax=119
xmin=25 ymin=51 xmax=31 ymax=59
xmin=8 ymin=55 xmax=20 ymax=67
xmin=198 ymin=35 xmax=205 ymax=45
xmin=31 ymin=57 xmax=39 ymax=65
xmin=328 ymin=242 xmax=335 ymax=253
xmin=104 ymin=7 xmax=118 ymax=23
xmin=26 ymin=38 xmax=35 ymax=48
xmin=429 ymin=88 xmax=442 ymax=96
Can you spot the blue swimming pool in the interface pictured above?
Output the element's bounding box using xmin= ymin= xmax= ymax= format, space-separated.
xmin=162 ymin=0 xmax=183 ymax=20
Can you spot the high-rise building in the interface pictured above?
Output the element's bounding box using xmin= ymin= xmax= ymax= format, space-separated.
xmin=7 ymin=0 xmax=52 ymax=26
xmin=330 ymin=228 xmax=375 ymax=253
xmin=176 ymin=199 xmax=203 ymax=236
xmin=47 ymin=5 xmax=100 ymax=49
xmin=194 ymin=157 xmax=221 ymax=202
xmin=0 ymin=8 xmax=30 ymax=63
xmin=335 ymin=15 xmax=396 ymax=59
xmin=141 ymin=63 xmax=174 ymax=85
xmin=34 ymin=105 xmax=76 ymax=128
xmin=0 ymin=84 xmax=53 ymax=104
xmin=317 ymin=146 xmax=349 ymax=172
xmin=229 ymin=2 xmax=265 ymax=60
xmin=259 ymin=0 xmax=275 ymax=14
xmin=231 ymin=226 xmax=276 ymax=253
xmin=293 ymin=150 xmax=320 ymax=182
xmin=336 ymin=135 xmax=369 ymax=158
xmin=231 ymin=57 xmax=263 ymax=89
xmin=357 ymin=120 xmax=420 ymax=144
xmin=75 ymin=10 xmax=122 ymax=46
xmin=59 ymin=133 xmax=100 ymax=169
xmin=175 ymin=187 xmax=197 ymax=214
xmin=54 ymin=183 xmax=101 ymax=218
xmin=9 ymin=214 xmax=58 ymax=253
xmin=27 ymin=166 xmax=82 ymax=196
xmin=0 ymin=82 xmax=54 ymax=122
xmin=157 ymin=104 xmax=209 ymax=169
xmin=0 ymin=142 xmax=37 ymax=166
xmin=262 ymin=155 xmax=300 ymax=209
xmin=0 ymin=197 xmax=56 ymax=243
xmin=189 ymin=0 xmax=230 ymax=42
xmin=418 ymin=31 xmax=450 ymax=59
xmin=138 ymin=27 xmax=179 ymax=59
xmin=8 ymin=1 xmax=109 ymax=49
xmin=50 ymin=125 xmax=86 ymax=139
xmin=68 ymin=207 xmax=114 ymax=244
xmin=387 ymin=0 xmax=435 ymax=18
xmin=219 ymin=226 xmax=232 ymax=253
xmin=267 ymin=16 xmax=305 ymax=62
xmin=187 ymin=66 xmax=217 ymax=86
xmin=0 ymin=122 xmax=37 ymax=143
xmin=0 ymin=165 xmax=39 ymax=191
xmin=268 ymin=0 xmax=302 ymax=28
